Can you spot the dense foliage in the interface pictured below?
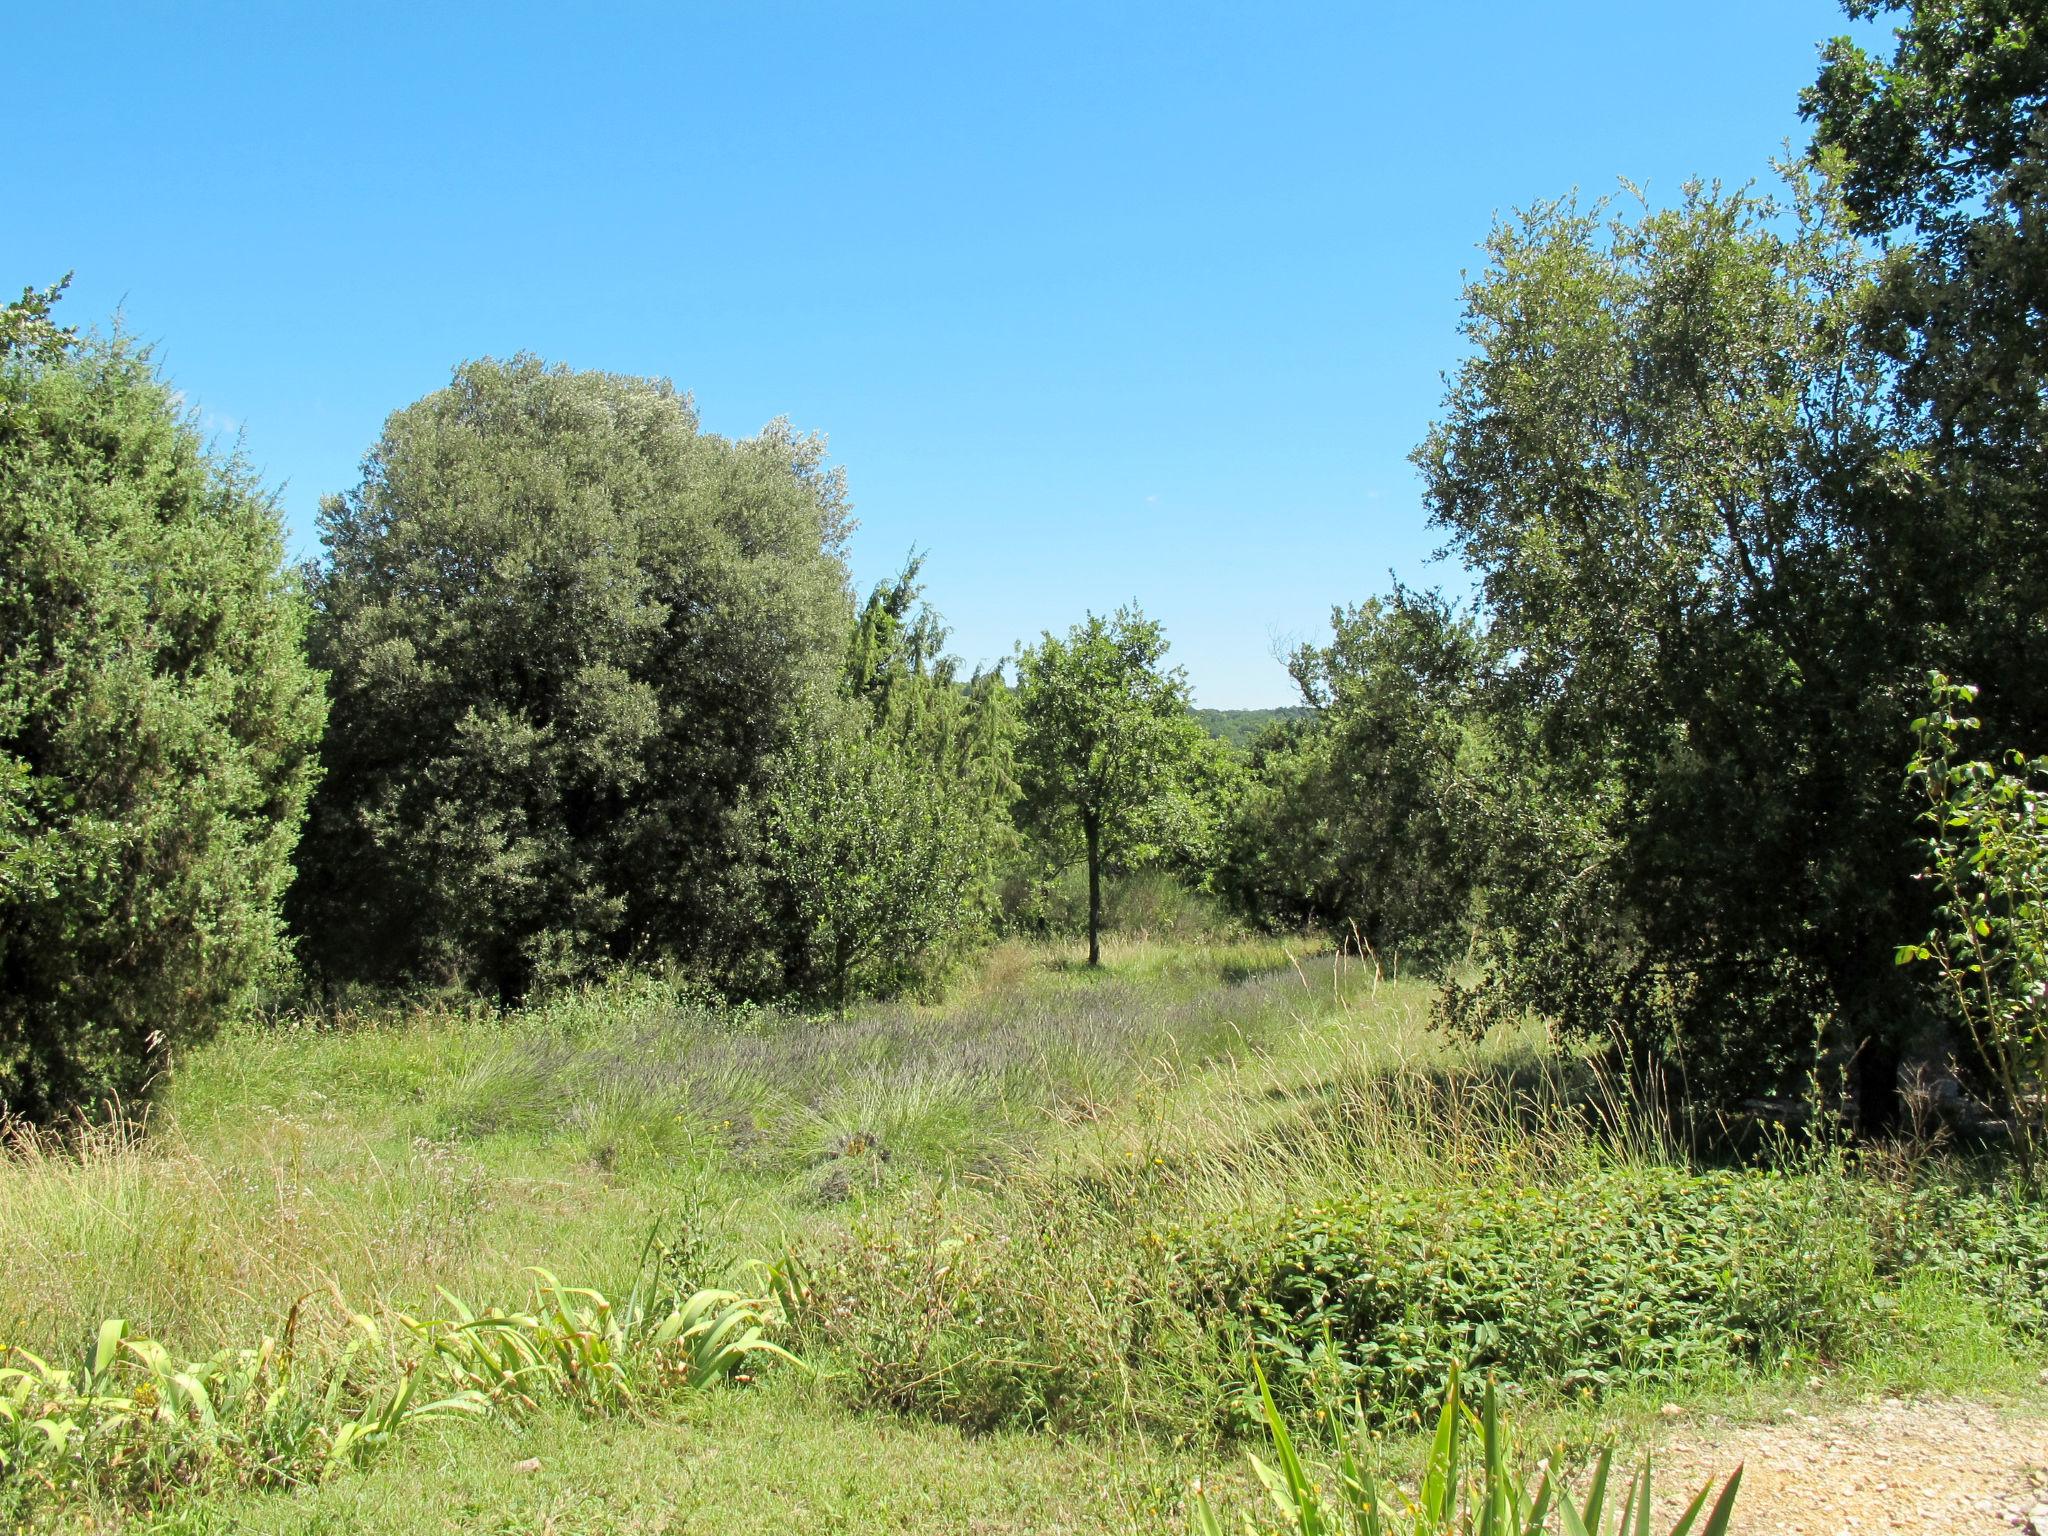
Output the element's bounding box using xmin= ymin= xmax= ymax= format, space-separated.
xmin=1411 ymin=174 xmax=1937 ymax=1106
xmin=1219 ymin=590 xmax=1484 ymax=965
xmin=751 ymin=559 xmax=1023 ymax=1008
xmin=0 ymin=294 xmax=325 ymax=1118
xmin=292 ymin=357 xmax=853 ymax=1001
xmin=1186 ymin=1 xmax=2048 ymax=1124
xmin=1807 ymin=0 xmax=2048 ymax=762
xmin=762 ymin=716 xmax=986 ymax=1010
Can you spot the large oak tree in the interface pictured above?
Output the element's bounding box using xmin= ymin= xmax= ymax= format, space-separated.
xmin=294 ymin=356 xmax=852 ymax=1000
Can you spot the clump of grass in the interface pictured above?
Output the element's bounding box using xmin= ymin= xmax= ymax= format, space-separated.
xmin=791 ymin=1190 xmax=1146 ymax=1432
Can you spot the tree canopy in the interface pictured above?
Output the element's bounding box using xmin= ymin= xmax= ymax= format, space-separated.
xmin=1807 ymin=0 xmax=2048 ymax=759
xmin=294 ymin=356 xmax=853 ymax=1001
xmin=1414 ymin=175 xmax=1922 ymax=1101
xmin=1219 ymin=589 xmax=1483 ymax=965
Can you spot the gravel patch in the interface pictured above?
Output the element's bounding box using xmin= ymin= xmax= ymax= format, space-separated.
xmin=1652 ymin=1396 xmax=2048 ymax=1534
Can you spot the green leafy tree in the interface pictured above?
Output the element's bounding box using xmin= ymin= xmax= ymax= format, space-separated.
xmin=295 ymin=356 xmax=852 ymax=1001
xmin=1221 ymin=588 xmax=1485 ymax=965
xmin=1805 ymin=0 xmax=2048 ymax=771
xmin=1013 ymin=607 xmax=1210 ymax=966
xmin=1416 ymin=176 xmax=1920 ymax=1103
xmin=0 ymin=294 xmax=325 ymax=1117
xmin=843 ymin=554 xmax=1021 ymax=840
xmin=762 ymin=715 xmax=986 ymax=1011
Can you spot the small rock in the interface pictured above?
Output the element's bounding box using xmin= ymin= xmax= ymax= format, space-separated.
xmin=513 ymin=1457 xmax=542 ymax=1474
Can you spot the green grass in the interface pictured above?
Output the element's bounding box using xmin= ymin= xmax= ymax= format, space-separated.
xmin=117 ymin=1375 xmax=1207 ymax=1536
xmin=2 ymin=934 xmax=2043 ymax=1532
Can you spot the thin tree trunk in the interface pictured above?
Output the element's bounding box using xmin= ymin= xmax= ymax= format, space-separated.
xmin=1085 ymin=812 xmax=1102 ymax=967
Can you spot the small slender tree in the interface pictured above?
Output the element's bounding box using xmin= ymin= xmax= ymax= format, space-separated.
xmin=1900 ymin=676 xmax=2048 ymax=1184
xmin=1014 ymin=607 xmax=1206 ymax=966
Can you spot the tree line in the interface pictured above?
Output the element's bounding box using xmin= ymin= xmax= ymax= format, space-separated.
xmin=4 ymin=0 xmax=2044 ymax=1131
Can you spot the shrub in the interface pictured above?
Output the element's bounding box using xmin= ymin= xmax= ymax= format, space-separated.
xmin=1886 ymin=1182 xmax=2048 ymax=1337
xmin=762 ymin=719 xmax=987 ymax=1010
xmin=1164 ymin=1167 xmax=1872 ymax=1425
xmin=0 ymin=314 xmax=325 ymax=1118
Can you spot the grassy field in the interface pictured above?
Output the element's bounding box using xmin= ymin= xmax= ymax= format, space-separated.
xmin=3 ymin=938 xmax=2043 ymax=1532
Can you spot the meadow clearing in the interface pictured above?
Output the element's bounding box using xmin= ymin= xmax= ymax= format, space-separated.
xmin=5 ymin=936 xmax=2043 ymax=1533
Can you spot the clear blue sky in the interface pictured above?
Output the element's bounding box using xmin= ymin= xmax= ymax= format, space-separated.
xmin=4 ymin=2 xmax=1876 ymax=706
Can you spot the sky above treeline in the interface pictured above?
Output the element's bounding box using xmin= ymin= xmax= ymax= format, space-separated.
xmin=5 ymin=2 xmax=1881 ymax=706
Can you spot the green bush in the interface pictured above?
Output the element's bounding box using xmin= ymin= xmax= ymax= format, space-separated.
xmin=0 ymin=311 xmax=325 ymax=1118
xmin=762 ymin=718 xmax=987 ymax=1010
xmin=1889 ymin=1183 xmax=2048 ymax=1337
xmin=1165 ymin=1167 xmax=1873 ymax=1424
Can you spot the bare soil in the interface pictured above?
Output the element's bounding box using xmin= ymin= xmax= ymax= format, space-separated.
xmin=1652 ymin=1396 xmax=2048 ymax=1534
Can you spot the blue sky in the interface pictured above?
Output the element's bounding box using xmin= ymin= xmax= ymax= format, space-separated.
xmin=4 ymin=2 xmax=1876 ymax=706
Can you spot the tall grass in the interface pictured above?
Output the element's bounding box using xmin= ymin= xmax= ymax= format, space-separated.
xmin=0 ymin=937 xmax=1311 ymax=1361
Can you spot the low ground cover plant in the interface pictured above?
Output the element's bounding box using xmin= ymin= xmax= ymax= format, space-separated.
xmin=1169 ymin=1166 xmax=1871 ymax=1425
xmin=1881 ymin=1179 xmax=2048 ymax=1337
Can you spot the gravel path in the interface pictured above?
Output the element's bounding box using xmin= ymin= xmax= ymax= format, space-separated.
xmin=1652 ymin=1397 xmax=2048 ymax=1534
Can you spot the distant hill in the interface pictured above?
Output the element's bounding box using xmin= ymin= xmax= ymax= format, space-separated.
xmin=1193 ymin=706 xmax=1312 ymax=749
